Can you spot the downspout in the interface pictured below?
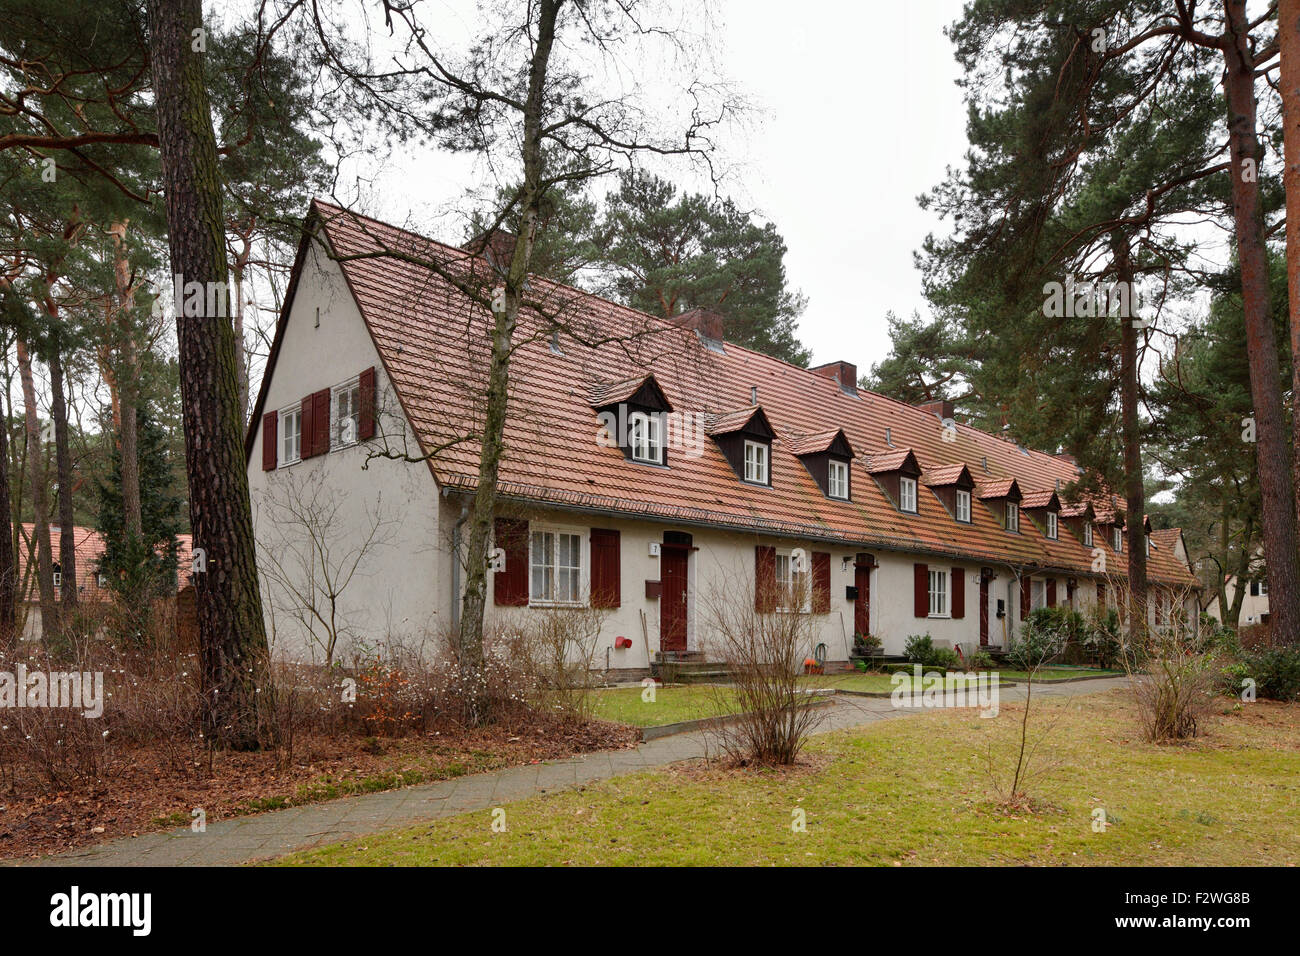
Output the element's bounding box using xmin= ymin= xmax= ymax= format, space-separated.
xmin=447 ymin=489 xmax=470 ymax=631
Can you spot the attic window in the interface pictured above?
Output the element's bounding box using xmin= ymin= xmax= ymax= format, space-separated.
xmin=899 ymin=476 xmax=918 ymax=513
xmin=744 ymin=439 xmax=769 ymax=484
xmin=1113 ymin=527 xmax=1123 ymax=552
xmin=1084 ymin=521 xmax=1093 ymax=546
xmin=956 ymin=488 xmax=971 ymax=523
xmin=828 ymin=459 xmax=849 ymax=499
xmin=629 ymin=412 xmax=664 ymax=465
xmin=885 ymin=427 xmax=893 ymax=447
xmin=1005 ymin=501 xmax=1019 ymax=533
xmin=1046 ymin=512 xmax=1058 ymax=539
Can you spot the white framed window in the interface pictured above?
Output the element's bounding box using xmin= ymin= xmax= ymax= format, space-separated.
xmin=1113 ymin=527 xmax=1123 ymax=552
xmin=928 ymin=567 xmax=948 ymax=617
xmin=743 ymin=440 xmax=769 ymax=484
xmin=280 ymin=404 xmax=302 ymax=465
xmin=1145 ymin=534 xmax=1151 ymax=556
xmin=899 ymin=476 xmax=918 ymax=513
xmin=52 ymin=563 xmax=62 ymax=589
xmin=955 ymin=488 xmax=971 ymax=523
xmin=1005 ymin=501 xmax=1019 ymax=532
xmin=629 ymin=412 xmax=664 ymax=464
xmin=97 ymin=573 xmax=108 ymax=589
xmin=332 ymin=377 xmax=361 ymax=449
xmin=828 ymin=459 xmax=849 ymax=499
xmin=1031 ymin=578 xmax=1047 ymax=610
xmin=1260 ymin=579 xmax=1269 ymax=596
xmin=775 ymin=549 xmax=810 ymax=611
xmin=1083 ymin=521 xmax=1093 ymax=546
xmin=1046 ymin=512 xmax=1058 ymax=539
xmin=529 ymin=528 xmax=584 ymax=605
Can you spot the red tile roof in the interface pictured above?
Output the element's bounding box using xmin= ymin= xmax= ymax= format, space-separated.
xmin=254 ymin=201 xmax=1195 ymax=587
xmin=18 ymin=524 xmax=193 ymax=602
xmin=783 ymin=428 xmax=848 ymax=457
xmin=922 ymin=464 xmax=970 ymax=487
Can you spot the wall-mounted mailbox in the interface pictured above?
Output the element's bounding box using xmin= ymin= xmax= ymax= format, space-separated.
xmin=845 ymin=585 xmax=859 ymax=601
xmin=645 ymin=580 xmax=662 ymax=599
xmin=996 ymin=598 xmax=1006 ymax=619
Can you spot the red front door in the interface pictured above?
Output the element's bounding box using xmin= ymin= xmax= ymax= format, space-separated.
xmin=854 ymin=558 xmax=871 ymax=636
xmin=979 ymin=573 xmax=990 ymax=646
xmin=660 ymin=546 xmax=689 ymax=653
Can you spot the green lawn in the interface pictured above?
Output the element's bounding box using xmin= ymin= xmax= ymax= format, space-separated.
xmin=274 ymin=690 xmax=1300 ymax=866
xmin=588 ymin=685 xmax=739 ymax=727
xmin=799 ymin=668 xmax=1118 ymax=695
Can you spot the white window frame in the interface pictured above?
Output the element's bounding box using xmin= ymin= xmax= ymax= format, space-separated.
xmin=828 ymin=459 xmax=849 ymax=500
xmin=743 ymin=439 xmax=769 ymax=484
xmin=899 ymin=476 xmax=918 ymax=513
xmin=1145 ymin=534 xmax=1151 ymax=556
xmin=528 ymin=526 xmax=587 ymax=606
xmin=279 ymin=403 xmax=302 ymax=466
xmin=955 ymin=488 xmax=971 ymax=523
xmin=928 ymin=567 xmax=949 ymax=618
xmin=332 ymin=377 xmax=361 ymax=450
xmin=1260 ymin=579 xmax=1269 ymax=596
xmin=1031 ymin=578 xmax=1047 ymax=611
xmin=1083 ymin=521 xmax=1093 ymax=547
xmin=1046 ymin=512 xmax=1058 ymax=539
xmin=1005 ymin=501 xmax=1019 ymax=532
xmin=1113 ymin=527 xmax=1123 ymax=552
xmin=629 ymin=411 xmax=664 ymax=465
xmin=52 ymin=565 xmax=62 ymax=589
xmin=774 ymin=549 xmax=811 ymax=612
xmin=97 ymin=573 xmax=108 ymax=589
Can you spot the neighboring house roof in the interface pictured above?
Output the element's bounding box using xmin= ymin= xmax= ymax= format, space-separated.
xmin=19 ymin=524 xmax=193 ymax=602
xmin=246 ymin=201 xmax=1196 ymax=587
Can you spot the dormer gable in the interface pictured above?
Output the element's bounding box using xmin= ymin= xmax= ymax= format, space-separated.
xmin=1020 ymin=489 xmax=1062 ymax=539
xmin=923 ymin=463 xmax=975 ymax=521
xmin=978 ymin=477 xmax=1023 ymax=532
xmin=1058 ymin=501 xmax=1097 ymax=545
xmin=787 ymin=428 xmax=855 ymax=500
xmin=865 ymin=448 xmax=922 ymax=513
xmin=591 ymin=373 xmax=674 ymax=464
xmin=708 ymin=405 xmax=776 ymax=486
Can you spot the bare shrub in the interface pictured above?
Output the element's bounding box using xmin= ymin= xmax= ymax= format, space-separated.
xmin=700 ymin=569 xmax=826 ymax=766
xmin=506 ymin=605 xmax=607 ymax=721
xmin=987 ymin=615 xmax=1065 ymax=807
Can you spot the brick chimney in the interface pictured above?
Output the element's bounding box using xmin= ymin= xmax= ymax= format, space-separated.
xmin=671 ymin=307 xmax=726 ymax=342
xmin=463 ymin=228 xmax=518 ymax=271
xmin=811 ymin=360 xmax=858 ymax=396
xmin=915 ymin=399 xmax=955 ymax=421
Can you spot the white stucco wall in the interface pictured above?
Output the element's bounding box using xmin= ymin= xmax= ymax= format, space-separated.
xmin=247 ymin=243 xmax=443 ymax=663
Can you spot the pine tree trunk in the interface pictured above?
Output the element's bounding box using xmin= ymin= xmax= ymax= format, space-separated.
xmin=0 ymin=380 xmax=16 ymax=652
xmin=111 ymin=222 xmax=142 ymax=539
xmin=147 ymin=0 xmax=271 ymax=748
xmin=16 ymin=337 xmax=56 ymax=639
xmin=456 ymin=0 xmax=559 ymax=723
xmin=48 ymin=339 xmax=76 ymax=610
xmin=1282 ymin=0 xmax=1300 ymax=537
xmin=1223 ymin=0 xmax=1300 ymax=644
xmin=233 ymin=250 xmax=249 ymax=423
xmin=1114 ymin=236 xmax=1147 ymax=631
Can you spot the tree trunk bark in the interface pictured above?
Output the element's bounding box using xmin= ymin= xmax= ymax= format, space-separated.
xmin=48 ymin=338 xmax=77 ymax=610
xmin=16 ymin=337 xmax=56 ymax=639
xmin=110 ymin=222 xmax=143 ymax=539
xmin=456 ymin=0 xmax=559 ymax=723
xmin=233 ymin=248 xmax=249 ymax=423
xmin=147 ymin=0 xmax=271 ymax=748
xmin=1113 ymin=235 xmax=1147 ymax=632
xmin=1222 ymin=0 xmax=1300 ymax=644
xmin=0 ymin=375 xmax=16 ymax=652
xmin=1282 ymin=0 xmax=1300 ymax=537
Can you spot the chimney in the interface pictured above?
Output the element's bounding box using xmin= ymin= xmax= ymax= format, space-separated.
xmin=1054 ymin=451 xmax=1078 ymax=466
xmin=463 ymin=228 xmax=517 ymax=272
xmin=915 ymin=399 xmax=955 ymax=422
xmin=811 ymin=360 xmax=858 ymax=396
xmin=671 ymin=307 xmax=726 ymax=343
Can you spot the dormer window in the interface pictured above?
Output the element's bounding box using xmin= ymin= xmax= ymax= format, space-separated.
xmin=629 ymin=412 xmax=664 ymax=464
xmin=828 ymin=459 xmax=849 ymax=499
xmin=1084 ymin=521 xmax=1093 ymax=546
xmin=1113 ymin=527 xmax=1122 ymax=552
xmin=1046 ymin=512 xmax=1058 ymax=539
xmin=1005 ymin=501 xmax=1019 ymax=532
xmin=899 ymin=476 xmax=918 ymax=513
xmin=744 ymin=439 xmax=768 ymax=484
xmin=1145 ymin=533 xmax=1151 ymax=556
xmin=956 ymin=489 xmax=971 ymax=523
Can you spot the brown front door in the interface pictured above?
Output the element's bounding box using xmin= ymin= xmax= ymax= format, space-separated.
xmin=979 ymin=572 xmax=990 ymax=646
xmin=854 ymin=557 xmax=871 ymax=636
xmin=660 ymin=545 xmax=689 ymax=653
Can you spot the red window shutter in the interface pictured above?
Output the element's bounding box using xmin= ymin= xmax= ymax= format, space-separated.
xmin=359 ymin=366 xmax=376 ymax=440
xmin=1046 ymin=579 xmax=1057 ymax=607
xmin=299 ymin=393 xmax=315 ymax=458
xmin=951 ymin=567 xmax=964 ymax=619
xmin=493 ymin=518 xmax=529 ymax=607
xmin=755 ymin=545 xmax=776 ymax=612
xmin=811 ymin=551 xmax=831 ymax=614
xmin=312 ymin=388 xmax=330 ymax=455
xmin=914 ymin=563 xmax=929 ymax=617
xmin=590 ymin=528 xmax=620 ymax=608
xmin=1020 ymin=577 xmax=1032 ymax=617
xmin=262 ymin=411 xmax=278 ymax=471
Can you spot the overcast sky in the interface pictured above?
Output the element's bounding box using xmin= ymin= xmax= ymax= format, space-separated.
xmin=344 ymin=0 xmax=971 ymax=375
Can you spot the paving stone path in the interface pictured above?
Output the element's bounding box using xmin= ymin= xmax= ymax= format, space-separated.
xmin=23 ymin=676 xmax=1129 ymax=866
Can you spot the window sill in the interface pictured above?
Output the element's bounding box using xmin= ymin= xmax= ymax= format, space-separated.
xmin=527 ymin=599 xmax=587 ymax=609
xmin=927 ymin=614 xmax=951 ymax=620
xmin=630 ymin=457 xmax=669 ymax=468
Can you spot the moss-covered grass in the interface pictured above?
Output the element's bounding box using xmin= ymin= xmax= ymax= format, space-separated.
xmin=273 ymin=690 xmax=1300 ymax=866
xmin=588 ymin=684 xmax=739 ymax=727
